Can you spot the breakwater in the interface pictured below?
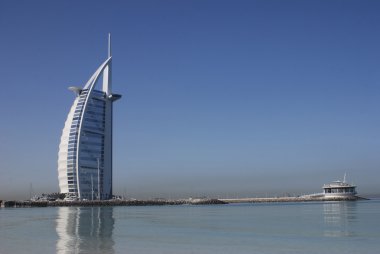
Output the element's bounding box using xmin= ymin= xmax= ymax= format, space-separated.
xmin=221 ymin=195 xmax=367 ymax=203
xmin=1 ymin=196 xmax=368 ymax=208
xmin=1 ymin=198 xmax=227 ymax=208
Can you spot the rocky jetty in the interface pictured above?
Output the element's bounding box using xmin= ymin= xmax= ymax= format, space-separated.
xmin=1 ymin=196 xmax=367 ymax=208
xmin=221 ymin=195 xmax=368 ymax=203
xmin=0 ymin=198 xmax=227 ymax=208
xmin=185 ymin=198 xmax=227 ymax=205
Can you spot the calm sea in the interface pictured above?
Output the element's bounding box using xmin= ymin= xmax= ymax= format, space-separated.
xmin=1 ymin=200 xmax=379 ymax=254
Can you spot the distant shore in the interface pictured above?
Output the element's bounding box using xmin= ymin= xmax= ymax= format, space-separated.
xmin=0 ymin=196 xmax=368 ymax=208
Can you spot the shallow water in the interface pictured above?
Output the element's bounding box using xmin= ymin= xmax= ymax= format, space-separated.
xmin=1 ymin=200 xmax=379 ymax=254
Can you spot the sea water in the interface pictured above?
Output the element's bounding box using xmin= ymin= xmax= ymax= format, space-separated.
xmin=0 ymin=200 xmax=379 ymax=254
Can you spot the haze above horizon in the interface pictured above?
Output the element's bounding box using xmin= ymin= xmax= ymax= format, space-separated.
xmin=0 ymin=0 xmax=379 ymax=200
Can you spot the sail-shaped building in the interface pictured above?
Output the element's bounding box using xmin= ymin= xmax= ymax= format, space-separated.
xmin=57 ymin=35 xmax=121 ymax=200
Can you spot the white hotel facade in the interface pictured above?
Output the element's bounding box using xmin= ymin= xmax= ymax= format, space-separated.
xmin=58 ymin=35 xmax=121 ymax=200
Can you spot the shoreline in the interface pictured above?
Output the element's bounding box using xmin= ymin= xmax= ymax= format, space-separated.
xmin=0 ymin=196 xmax=368 ymax=208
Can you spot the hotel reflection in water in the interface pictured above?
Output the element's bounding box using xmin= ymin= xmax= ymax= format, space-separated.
xmin=56 ymin=207 xmax=115 ymax=254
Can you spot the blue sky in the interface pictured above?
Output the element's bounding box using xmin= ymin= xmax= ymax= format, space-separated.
xmin=0 ymin=0 xmax=379 ymax=199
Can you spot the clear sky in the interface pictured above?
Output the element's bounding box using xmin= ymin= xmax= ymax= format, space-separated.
xmin=0 ymin=0 xmax=379 ymax=200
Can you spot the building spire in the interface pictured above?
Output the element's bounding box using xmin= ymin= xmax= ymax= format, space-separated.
xmin=108 ymin=33 xmax=111 ymax=58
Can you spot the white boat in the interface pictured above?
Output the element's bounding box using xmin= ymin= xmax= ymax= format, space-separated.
xmin=322 ymin=174 xmax=357 ymax=198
